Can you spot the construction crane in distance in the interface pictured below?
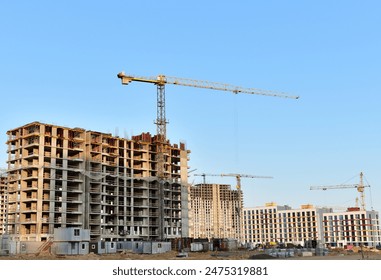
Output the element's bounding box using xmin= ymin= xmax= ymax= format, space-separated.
xmin=310 ymin=172 xmax=370 ymax=211
xmin=194 ymin=173 xmax=273 ymax=190
xmin=194 ymin=172 xmax=273 ymax=236
xmin=315 ymin=205 xmax=349 ymax=211
xmin=117 ymin=72 xmax=299 ymax=179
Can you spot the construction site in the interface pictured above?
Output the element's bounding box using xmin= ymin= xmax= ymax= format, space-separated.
xmin=0 ymin=72 xmax=380 ymax=259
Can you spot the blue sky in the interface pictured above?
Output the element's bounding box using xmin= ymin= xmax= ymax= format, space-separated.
xmin=1 ymin=0 xmax=380 ymax=212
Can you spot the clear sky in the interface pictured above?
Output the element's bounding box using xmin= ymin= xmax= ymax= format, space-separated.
xmin=1 ymin=0 xmax=380 ymax=213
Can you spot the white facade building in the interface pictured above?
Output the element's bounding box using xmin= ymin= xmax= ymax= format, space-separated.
xmin=244 ymin=203 xmax=381 ymax=248
xmin=323 ymin=207 xmax=381 ymax=248
xmin=243 ymin=203 xmax=337 ymax=247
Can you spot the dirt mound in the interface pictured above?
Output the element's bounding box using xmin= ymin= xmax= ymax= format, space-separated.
xmin=248 ymin=254 xmax=276 ymax=260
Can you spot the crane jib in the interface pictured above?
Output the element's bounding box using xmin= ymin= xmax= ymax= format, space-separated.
xmin=117 ymin=72 xmax=299 ymax=99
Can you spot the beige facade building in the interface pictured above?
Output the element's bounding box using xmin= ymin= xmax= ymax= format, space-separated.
xmin=2 ymin=122 xmax=190 ymax=242
xmin=189 ymin=183 xmax=243 ymax=241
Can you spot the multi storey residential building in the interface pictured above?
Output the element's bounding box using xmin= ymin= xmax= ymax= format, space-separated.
xmin=189 ymin=183 xmax=243 ymax=241
xmin=243 ymin=203 xmax=328 ymax=247
xmin=2 ymin=122 xmax=190 ymax=242
xmin=243 ymin=203 xmax=381 ymax=248
xmin=323 ymin=207 xmax=381 ymax=248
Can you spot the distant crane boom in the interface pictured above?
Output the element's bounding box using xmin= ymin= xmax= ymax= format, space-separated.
xmin=310 ymin=172 xmax=370 ymax=211
xmin=310 ymin=184 xmax=364 ymax=191
xmin=194 ymin=173 xmax=273 ymax=190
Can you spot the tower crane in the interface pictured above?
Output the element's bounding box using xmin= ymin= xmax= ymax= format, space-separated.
xmin=117 ymin=72 xmax=297 ymax=241
xmin=117 ymin=72 xmax=299 ymax=179
xmin=310 ymin=172 xmax=370 ymax=211
xmin=194 ymin=173 xmax=273 ymax=190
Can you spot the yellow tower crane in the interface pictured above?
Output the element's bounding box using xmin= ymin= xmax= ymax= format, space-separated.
xmin=117 ymin=72 xmax=299 ymax=179
xmin=310 ymin=172 xmax=370 ymax=211
xmin=117 ymin=72 xmax=297 ymax=241
xmin=194 ymin=173 xmax=273 ymax=190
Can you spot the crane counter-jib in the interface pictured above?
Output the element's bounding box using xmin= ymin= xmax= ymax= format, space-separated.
xmin=117 ymin=74 xmax=164 ymax=85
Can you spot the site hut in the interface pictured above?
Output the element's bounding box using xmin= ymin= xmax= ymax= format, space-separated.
xmin=52 ymin=227 xmax=90 ymax=255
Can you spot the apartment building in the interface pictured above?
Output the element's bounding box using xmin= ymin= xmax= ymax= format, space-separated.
xmin=243 ymin=203 xmax=328 ymax=247
xmin=3 ymin=122 xmax=190 ymax=242
xmin=189 ymin=183 xmax=243 ymax=241
xmin=243 ymin=203 xmax=381 ymax=248
xmin=323 ymin=207 xmax=381 ymax=248
xmin=0 ymin=170 xmax=7 ymax=234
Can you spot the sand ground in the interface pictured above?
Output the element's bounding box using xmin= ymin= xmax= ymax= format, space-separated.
xmin=1 ymin=248 xmax=380 ymax=260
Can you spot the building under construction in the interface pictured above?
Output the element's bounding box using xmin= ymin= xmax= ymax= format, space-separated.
xmin=2 ymin=121 xmax=190 ymax=243
xmin=0 ymin=170 xmax=7 ymax=234
xmin=189 ymin=183 xmax=243 ymax=241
